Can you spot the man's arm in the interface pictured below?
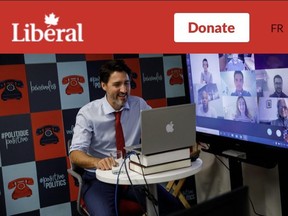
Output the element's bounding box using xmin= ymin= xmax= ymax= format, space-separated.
xmin=70 ymin=150 xmax=114 ymax=170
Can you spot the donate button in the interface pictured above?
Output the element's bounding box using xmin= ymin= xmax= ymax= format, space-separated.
xmin=174 ymin=13 xmax=250 ymax=42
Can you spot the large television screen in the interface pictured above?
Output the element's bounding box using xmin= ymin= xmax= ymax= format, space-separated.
xmin=186 ymin=54 xmax=288 ymax=166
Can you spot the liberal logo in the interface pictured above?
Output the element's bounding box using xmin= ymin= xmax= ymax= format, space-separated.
xmin=12 ymin=13 xmax=83 ymax=42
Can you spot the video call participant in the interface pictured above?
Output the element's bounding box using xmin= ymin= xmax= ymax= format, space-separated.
xmin=271 ymin=98 xmax=288 ymax=127
xmin=231 ymin=70 xmax=251 ymax=97
xmin=233 ymin=96 xmax=254 ymax=123
xmin=197 ymin=90 xmax=217 ymax=118
xmin=269 ymin=74 xmax=288 ymax=98
xmin=200 ymin=58 xmax=213 ymax=84
xmin=225 ymin=53 xmax=245 ymax=71
xmin=69 ymin=60 xmax=182 ymax=216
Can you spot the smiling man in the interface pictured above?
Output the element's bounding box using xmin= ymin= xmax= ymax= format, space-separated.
xmin=69 ymin=59 xmax=183 ymax=216
xmin=69 ymin=59 xmax=150 ymax=215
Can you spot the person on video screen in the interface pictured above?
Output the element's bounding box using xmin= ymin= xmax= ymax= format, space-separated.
xmin=197 ymin=90 xmax=217 ymax=118
xmin=269 ymin=74 xmax=288 ymax=98
xmin=225 ymin=53 xmax=245 ymax=71
xmin=200 ymin=58 xmax=213 ymax=84
xmin=231 ymin=70 xmax=251 ymax=97
xmin=233 ymin=96 xmax=254 ymax=123
xmin=271 ymin=98 xmax=288 ymax=127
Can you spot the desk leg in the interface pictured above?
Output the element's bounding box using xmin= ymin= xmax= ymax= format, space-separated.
xmin=146 ymin=184 xmax=159 ymax=216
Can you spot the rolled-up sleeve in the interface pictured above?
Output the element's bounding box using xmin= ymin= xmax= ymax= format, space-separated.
xmin=69 ymin=110 xmax=93 ymax=154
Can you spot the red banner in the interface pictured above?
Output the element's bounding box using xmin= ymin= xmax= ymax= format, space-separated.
xmin=0 ymin=1 xmax=287 ymax=53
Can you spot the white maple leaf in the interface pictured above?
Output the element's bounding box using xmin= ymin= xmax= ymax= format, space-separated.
xmin=44 ymin=13 xmax=59 ymax=27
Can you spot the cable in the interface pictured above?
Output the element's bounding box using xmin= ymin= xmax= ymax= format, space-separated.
xmin=215 ymin=155 xmax=229 ymax=170
xmin=122 ymin=151 xmax=159 ymax=216
xmin=135 ymin=153 xmax=159 ymax=216
xmin=124 ymin=152 xmax=148 ymax=215
xmin=249 ymin=197 xmax=265 ymax=216
xmin=214 ymin=154 xmax=265 ymax=216
xmin=114 ymin=161 xmax=122 ymax=216
xmin=114 ymin=153 xmax=131 ymax=216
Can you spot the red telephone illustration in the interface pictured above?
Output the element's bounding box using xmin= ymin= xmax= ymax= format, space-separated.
xmin=0 ymin=79 xmax=24 ymax=101
xmin=8 ymin=177 xmax=34 ymax=200
xmin=167 ymin=68 xmax=184 ymax=85
xmin=36 ymin=125 xmax=60 ymax=146
xmin=62 ymin=75 xmax=85 ymax=95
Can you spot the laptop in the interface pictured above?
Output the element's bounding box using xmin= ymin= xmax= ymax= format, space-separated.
xmin=125 ymin=103 xmax=196 ymax=156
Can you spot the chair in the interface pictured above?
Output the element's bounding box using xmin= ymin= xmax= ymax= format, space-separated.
xmin=67 ymin=162 xmax=89 ymax=216
xmin=67 ymin=140 xmax=144 ymax=216
xmin=166 ymin=179 xmax=191 ymax=209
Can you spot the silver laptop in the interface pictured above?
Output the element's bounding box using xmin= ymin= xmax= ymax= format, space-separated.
xmin=125 ymin=103 xmax=196 ymax=155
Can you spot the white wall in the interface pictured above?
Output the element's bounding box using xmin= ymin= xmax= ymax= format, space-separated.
xmin=195 ymin=151 xmax=282 ymax=216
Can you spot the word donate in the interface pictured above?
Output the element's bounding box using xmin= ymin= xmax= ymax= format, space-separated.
xmin=188 ymin=22 xmax=235 ymax=33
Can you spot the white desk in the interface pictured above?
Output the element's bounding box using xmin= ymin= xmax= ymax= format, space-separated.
xmin=96 ymin=158 xmax=203 ymax=216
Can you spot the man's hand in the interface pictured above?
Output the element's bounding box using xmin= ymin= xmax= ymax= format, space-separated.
xmin=96 ymin=157 xmax=115 ymax=170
